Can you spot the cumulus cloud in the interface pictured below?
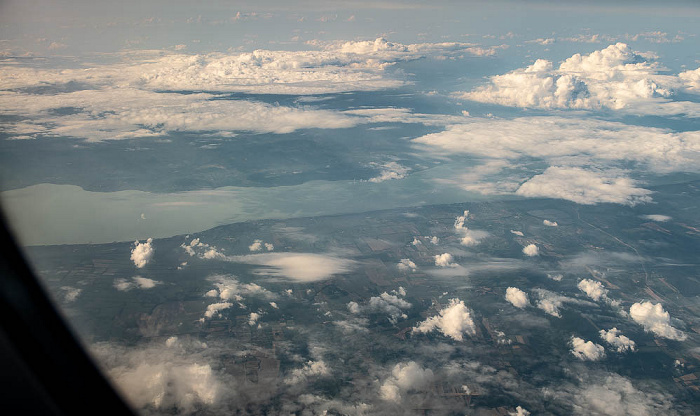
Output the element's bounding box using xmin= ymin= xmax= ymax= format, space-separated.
xmin=0 ymin=38 xmax=494 ymax=95
xmin=577 ymin=279 xmax=608 ymax=302
xmin=543 ymin=219 xmax=558 ymax=227
xmin=249 ymin=239 xmax=274 ymax=252
xmin=679 ymin=67 xmax=700 ymax=92
xmin=203 ymin=302 xmax=233 ymax=319
xmin=516 ymin=167 xmax=653 ymax=206
xmin=599 ymin=328 xmax=636 ymax=353
xmin=414 ymin=298 xmax=476 ymax=341
xmin=532 ymin=289 xmax=593 ymax=318
xmin=285 ymin=360 xmax=331 ymax=385
xmin=347 ymin=289 xmax=411 ymax=324
xmin=367 ymin=292 xmax=411 ymax=322
xmin=92 ymin=340 xmax=222 ymax=415
xmin=114 ymin=276 xmax=161 ymax=291
xmin=570 ymin=336 xmax=606 ymax=361
xmin=522 ymin=244 xmax=539 ymax=256
xmin=510 ymin=406 xmax=531 ymax=416
xmin=397 ymin=258 xmax=417 ymax=272
xmin=205 ymin=275 xmax=276 ymax=302
xmin=453 ymin=210 xmax=488 ymax=246
xmin=60 ymin=286 xmax=82 ymax=302
xmin=505 ymin=287 xmax=530 ymax=308
xmin=379 ymin=361 xmax=434 ymax=402
xmin=573 ymin=374 xmax=676 ymax=415
xmin=629 ymin=301 xmax=686 ymax=341
xmin=434 ymin=253 xmax=457 ymax=267
xmin=510 ymin=230 xmax=524 ymax=237
xmin=131 ymin=238 xmax=154 ymax=268
xmin=458 ymin=43 xmax=699 ymax=115
xmin=233 ymin=253 xmax=355 ymax=282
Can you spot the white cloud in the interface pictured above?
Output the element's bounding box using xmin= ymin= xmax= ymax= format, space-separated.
xmin=248 ymin=312 xmax=261 ymax=326
xmin=60 ymin=286 xmax=82 ymax=302
xmin=629 ymin=301 xmax=686 ymax=341
xmin=414 ymin=298 xmax=476 ymax=341
xmin=453 ymin=210 xmax=488 ymax=246
xmin=131 ymin=238 xmax=154 ymax=268
xmin=505 ymin=287 xmax=530 ymax=309
xmin=570 ymin=336 xmax=606 ymax=361
xmin=641 ymin=214 xmax=671 ymax=222
xmin=543 ymin=219 xmax=558 ymax=227
xmin=203 ymin=302 xmax=232 ymax=319
xmin=0 ymin=38 xmax=494 ymax=95
xmin=0 ymin=88 xmax=358 ymax=141
xmin=367 ymin=162 xmax=410 ymax=183
xmin=547 ymin=273 xmax=563 ymax=281
xmin=347 ymin=301 xmax=361 ymax=314
xmin=114 ymin=276 xmax=161 ymax=291
xmin=379 ymin=361 xmax=434 ymax=402
xmin=206 ymin=275 xmax=276 ymax=301
xmin=522 ymin=244 xmax=539 ymax=257
xmin=249 ymin=239 xmax=274 ymax=252
xmin=285 ymin=360 xmax=331 ymax=385
xmin=516 ymin=167 xmax=653 ymax=206
xmin=599 ymin=328 xmax=636 ymax=353
xmin=367 ymin=292 xmax=411 ymax=323
xmin=679 ymin=67 xmax=700 ymax=92
xmin=434 ymin=253 xmax=456 ymax=267
xmin=577 ymin=279 xmax=608 ymax=302
xmin=510 ymin=230 xmax=524 ymax=237
xmin=414 ymin=116 xmax=700 ymax=206
xmin=269 ymin=302 xmax=278 ymax=309
xmin=510 ymin=406 xmax=531 ymax=416
xmin=397 ymin=258 xmax=417 ymax=272
xmin=458 ymin=43 xmax=699 ymax=115
xmin=534 ymin=289 xmax=564 ymax=317
xmin=574 ymin=374 xmax=676 ymax=416
xmin=233 ymin=253 xmax=355 ymax=282
xmin=348 ymin=289 xmax=411 ymax=323
xmin=95 ymin=341 xmax=221 ymax=414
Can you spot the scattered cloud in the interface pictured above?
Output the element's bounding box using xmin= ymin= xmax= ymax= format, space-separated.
xmin=379 ymin=361 xmax=434 ymax=402
xmin=203 ymin=302 xmax=233 ymax=319
xmin=543 ymin=219 xmax=558 ymax=227
xmin=629 ymin=301 xmax=686 ymax=341
xmin=285 ymin=360 xmax=331 ymax=385
xmin=505 ymin=287 xmax=530 ymax=308
xmin=577 ymin=279 xmax=608 ymax=302
xmin=60 ymin=286 xmax=82 ymax=302
xmin=92 ymin=339 xmax=221 ymax=415
xmin=453 ymin=210 xmax=488 ymax=246
xmin=434 ymin=253 xmax=457 ymax=267
xmin=599 ymin=328 xmax=636 ymax=353
xmin=522 ymin=244 xmax=539 ymax=257
xmin=249 ymin=239 xmax=274 ymax=252
xmin=397 ymin=258 xmax=417 ymax=272
xmin=414 ymin=298 xmax=476 ymax=341
xmin=570 ymin=336 xmax=606 ymax=361
xmin=131 ymin=238 xmax=154 ymax=268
